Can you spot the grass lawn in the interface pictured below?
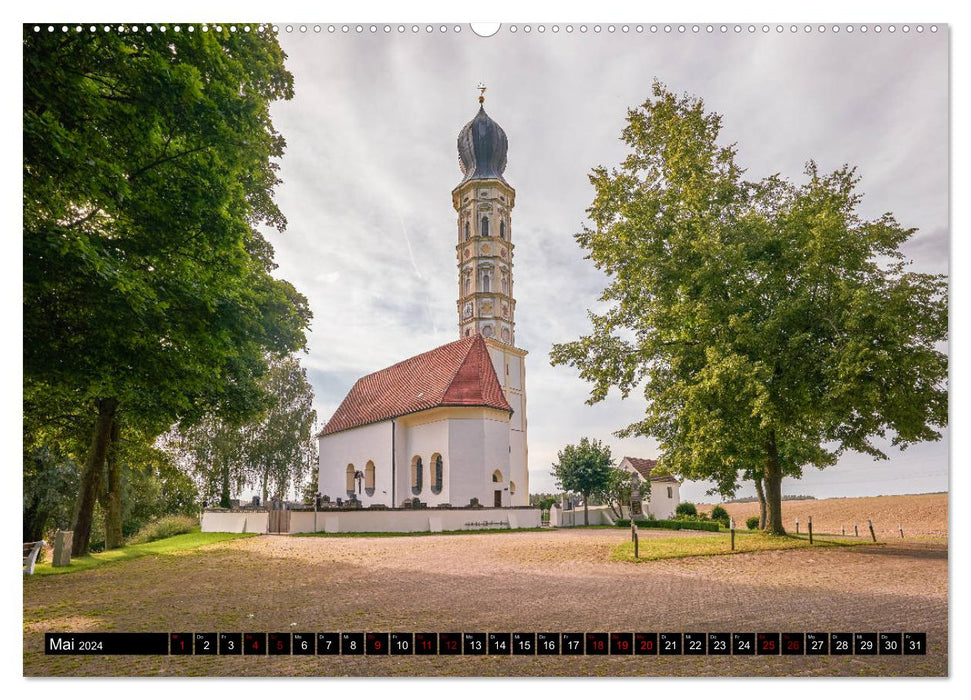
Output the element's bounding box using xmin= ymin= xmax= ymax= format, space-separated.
xmin=30 ymin=530 xmax=257 ymax=576
xmin=612 ymin=531 xmax=878 ymax=562
xmin=293 ymin=527 xmax=547 ymax=538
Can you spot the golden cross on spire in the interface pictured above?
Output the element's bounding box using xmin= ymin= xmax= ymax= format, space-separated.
xmin=477 ymin=82 xmax=487 ymax=104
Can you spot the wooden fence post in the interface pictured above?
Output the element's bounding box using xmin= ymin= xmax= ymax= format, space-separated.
xmin=854 ymin=522 xmax=859 ymax=538
xmin=795 ymin=517 xmax=799 ymax=534
xmin=730 ymin=519 xmax=735 ymax=551
xmin=842 ymin=525 xmax=845 ymax=537
xmin=808 ymin=516 xmax=813 ymax=545
xmin=898 ymin=524 xmax=904 ymax=539
xmin=868 ymin=519 xmax=877 ymax=542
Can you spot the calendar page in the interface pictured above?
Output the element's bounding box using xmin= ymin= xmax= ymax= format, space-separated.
xmin=22 ymin=18 xmax=949 ymax=680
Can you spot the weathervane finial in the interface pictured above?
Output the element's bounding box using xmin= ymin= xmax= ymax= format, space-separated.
xmin=477 ymin=82 xmax=487 ymax=104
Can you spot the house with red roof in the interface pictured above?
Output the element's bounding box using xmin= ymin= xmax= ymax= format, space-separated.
xmin=618 ymin=456 xmax=682 ymax=519
xmin=318 ymin=95 xmax=529 ymax=510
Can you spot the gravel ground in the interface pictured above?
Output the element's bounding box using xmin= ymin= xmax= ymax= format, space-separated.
xmin=23 ymin=528 xmax=947 ymax=677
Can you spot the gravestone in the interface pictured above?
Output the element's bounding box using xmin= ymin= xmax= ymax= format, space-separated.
xmin=53 ymin=530 xmax=72 ymax=567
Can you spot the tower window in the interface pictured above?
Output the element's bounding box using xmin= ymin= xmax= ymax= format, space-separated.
xmin=481 ymin=216 xmax=490 ymax=237
xmin=464 ymin=220 xmax=470 ymax=240
xmin=482 ymin=273 xmax=490 ymax=293
xmin=502 ymin=276 xmax=509 ymax=295
xmin=500 ymin=220 xmax=506 ymax=239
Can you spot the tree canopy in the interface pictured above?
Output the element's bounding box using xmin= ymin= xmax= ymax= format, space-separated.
xmin=24 ymin=26 xmax=311 ymax=553
xmin=551 ymin=82 xmax=947 ymax=534
xmin=551 ymin=437 xmax=615 ymax=525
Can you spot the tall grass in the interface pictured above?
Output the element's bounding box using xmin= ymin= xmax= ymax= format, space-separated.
xmin=128 ymin=515 xmax=199 ymax=544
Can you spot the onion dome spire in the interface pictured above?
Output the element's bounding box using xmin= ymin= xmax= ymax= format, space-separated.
xmin=457 ymin=84 xmax=509 ymax=185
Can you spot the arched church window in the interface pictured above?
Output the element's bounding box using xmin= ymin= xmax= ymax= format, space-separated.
xmin=431 ymin=454 xmax=443 ymax=494
xmin=365 ymin=461 xmax=375 ymax=496
xmin=481 ymin=215 xmax=490 ymax=237
xmin=499 ymin=220 xmax=506 ymax=239
xmin=411 ymin=456 xmax=423 ymax=495
xmin=492 ymin=469 xmax=503 ymax=483
xmin=510 ymin=481 xmax=516 ymax=495
xmin=482 ymin=272 xmax=490 ymax=293
xmin=464 ymin=220 xmax=470 ymax=240
xmin=346 ymin=464 xmax=355 ymax=495
xmin=465 ymin=275 xmax=472 ymax=295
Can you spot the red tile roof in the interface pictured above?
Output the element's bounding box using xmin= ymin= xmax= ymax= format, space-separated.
xmin=320 ymin=334 xmax=512 ymax=436
xmin=622 ymin=456 xmax=680 ymax=483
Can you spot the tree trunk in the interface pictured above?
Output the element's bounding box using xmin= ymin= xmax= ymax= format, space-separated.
xmin=104 ymin=418 xmax=123 ymax=549
xmin=763 ymin=431 xmax=785 ymax=535
xmin=24 ymin=502 xmax=50 ymax=542
xmin=754 ymin=475 xmax=767 ymax=530
xmin=261 ymin=469 xmax=269 ymax=506
xmin=583 ymin=495 xmax=589 ymax=526
xmin=72 ymin=397 xmax=118 ymax=556
xmin=220 ymin=462 xmax=231 ymax=508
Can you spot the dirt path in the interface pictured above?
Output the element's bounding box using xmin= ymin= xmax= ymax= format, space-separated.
xmin=23 ymin=529 xmax=947 ymax=676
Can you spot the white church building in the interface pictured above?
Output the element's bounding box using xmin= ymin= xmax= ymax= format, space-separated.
xmin=318 ymin=94 xmax=529 ymax=509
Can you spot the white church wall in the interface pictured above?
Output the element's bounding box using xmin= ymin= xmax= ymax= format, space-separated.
xmin=201 ymin=511 xmax=268 ymax=534
xmin=647 ymin=481 xmax=681 ymax=519
xmin=287 ymin=507 xmax=541 ymax=533
xmin=508 ymin=430 xmax=528 ymax=506
xmin=318 ymin=421 xmax=393 ymax=506
xmin=486 ymin=345 xmax=505 ymax=383
xmin=401 ymin=415 xmax=451 ymax=507
xmin=507 ymin=393 xmax=523 ymax=431
xmin=482 ymin=415 xmax=513 ymax=507
xmin=508 ymin=353 xmax=522 ymax=391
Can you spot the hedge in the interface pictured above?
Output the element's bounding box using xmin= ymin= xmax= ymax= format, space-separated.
xmin=615 ymin=519 xmax=721 ymax=532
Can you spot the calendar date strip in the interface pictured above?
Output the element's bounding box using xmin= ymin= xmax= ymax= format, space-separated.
xmin=45 ymin=632 xmax=927 ymax=656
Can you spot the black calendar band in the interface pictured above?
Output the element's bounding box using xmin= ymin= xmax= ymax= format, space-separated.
xmin=44 ymin=632 xmax=927 ymax=656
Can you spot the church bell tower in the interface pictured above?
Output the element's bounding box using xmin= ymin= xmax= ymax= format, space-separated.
xmin=452 ymin=87 xmax=529 ymax=504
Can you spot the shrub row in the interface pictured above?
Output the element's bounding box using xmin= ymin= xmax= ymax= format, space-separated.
xmin=616 ymin=519 xmax=721 ymax=532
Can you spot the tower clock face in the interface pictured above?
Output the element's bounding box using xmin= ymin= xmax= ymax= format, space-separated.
xmin=463 ymin=302 xmax=473 ymax=319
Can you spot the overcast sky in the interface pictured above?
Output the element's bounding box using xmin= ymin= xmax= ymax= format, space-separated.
xmin=262 ymin=25 xmax=949 ymax=502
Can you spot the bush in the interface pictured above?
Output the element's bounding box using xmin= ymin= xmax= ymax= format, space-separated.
xmin=615 ymin=519 xmax=631 ymax=528
xmin=643 ymin=519 xmax=682 ymax=530
xmin=675 ymin=502 xmax=697 ymax=518
xmin=746 ymin=515 xmax=760 ymax=530
xmin=679 ymin=520 xmax=721 ymax=532
xmin=621 ymin=518 xmax=723 ymax=532
xmin=710 ymin=505 xmax=730 ymax=526
xmin=128 ymin=515 xmax=199 ymax=544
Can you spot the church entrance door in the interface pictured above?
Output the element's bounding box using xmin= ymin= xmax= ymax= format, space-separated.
xmin=494 ymin=490 xmax=502 ymax=507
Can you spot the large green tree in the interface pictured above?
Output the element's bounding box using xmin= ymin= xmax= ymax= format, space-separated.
xmin=168 ymin=354 xmax=316 ymax=507
xmin=551 ymin=437 xmax=614 ymax=525
xmin=551 ymin=83 xmax=947 ymax=535
xmin=24 ymin=26 xmax=311 ymax=554
xmin=242 ymin=355 xmax=317 ymax=504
